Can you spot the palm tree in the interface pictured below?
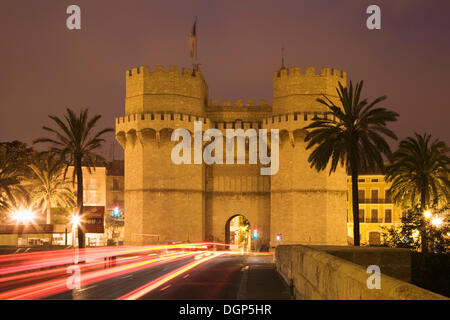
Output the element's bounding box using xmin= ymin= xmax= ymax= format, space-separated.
xmin=23 ymin=152 xmax=75 ymax=224
xmin=0 ymin=146 xmax=23 ymax=213
xmin=385 ymin=133 xmax=450 ymax=252
xmin=34 ymin=108 xmax=113 ymax=248
xmin=303 ymin=81 xmax=399 ymax=246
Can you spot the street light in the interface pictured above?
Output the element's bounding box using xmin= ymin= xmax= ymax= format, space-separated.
xmin=424 ymin=210 xmax=432 ymax=219
xmin=70 ymin=214 xmax=81 ymax=248
xmin=11 ymin=207 xmax=35 ymax=224
xmin=71 ymin=214 xmax=81 ymax=226
xmin=431 ymin=216 xmax=443 ymax=228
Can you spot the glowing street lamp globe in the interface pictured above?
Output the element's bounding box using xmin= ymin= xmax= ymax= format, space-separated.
xmin=70 ymin=214 xmax=81 ymax=226
xmin=11 ymin=208 xmax=35 ymax=224
xmin=431 ymin=216 xmax=443 ymax=228
xmin=424 ymin=210 xmax=432 ymax=219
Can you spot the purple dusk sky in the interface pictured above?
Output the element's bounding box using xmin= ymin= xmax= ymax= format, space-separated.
xmin=0 ymin=0 xmax=449 ymax=159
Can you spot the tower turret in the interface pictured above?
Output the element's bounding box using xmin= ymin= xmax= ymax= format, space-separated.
xmin=273 ymin=66 xmax=347 ymax=114
xmin=125 ymin=65 xmax=208 ymax=116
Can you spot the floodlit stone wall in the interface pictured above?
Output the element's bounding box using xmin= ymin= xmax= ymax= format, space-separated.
xmin=275 ymin=245 xmax=448 ymax=300
xmin=116 ymin=64 xmax=349 ymax=246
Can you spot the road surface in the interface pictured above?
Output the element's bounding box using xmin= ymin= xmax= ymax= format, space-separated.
xmin=0 ymin=245 xmax=291 ymax=300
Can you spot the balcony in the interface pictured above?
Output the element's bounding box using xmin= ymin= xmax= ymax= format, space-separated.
xmin=358 ymin=198 xmax=392 ymax=204
xmin=364 ymin=218 xmax=384 ymax=223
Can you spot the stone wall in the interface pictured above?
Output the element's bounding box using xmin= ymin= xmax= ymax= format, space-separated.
xmin=117 ymin=64 xmax=350 ymax=246
xmin=313 ymin=245 xmax=412 ymax=282
xmin=275 ymin=244 xmax=448 ymax=300
xmin=272 ymin=66 xmax=346 ymax=114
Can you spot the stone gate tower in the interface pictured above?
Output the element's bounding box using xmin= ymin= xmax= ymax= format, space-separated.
xmin=116 ymin=64 xmax=348 ymax=247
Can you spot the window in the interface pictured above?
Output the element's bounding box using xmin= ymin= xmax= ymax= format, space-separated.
xmin=358 ymin=178 xmax=365 ymax=182
xmin=371 ymin=209 xmax=378 ymax=222
xmin=371 ymin=189 xmax=379 ymax=202
xmin=89 ymin=178 xmax=97 ymax=189
xmin=369 ymin=232 xmax=381 ymax=246
xmin=113 ymin=178 xmax=119 ymax=190
xmin=84 ymin=190 xmax=97 ymax=204
xmin=371 ymin=178 xmax=379 ymax=182
xmin=385 ymin=209 xmax=392 ymax=223
xmin=358 ymin=190 xmax=365 ymax=201
xmin=359 ymin=209 xmax=365 ymax=222
xmin=385 ymin=189 xmax=392 ymax=202
xmin=91 ymin=191 xmax=97 ymax=203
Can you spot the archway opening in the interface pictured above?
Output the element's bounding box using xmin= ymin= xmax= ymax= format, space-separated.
xmin=225 ymin=215 xmax=251 ymax=251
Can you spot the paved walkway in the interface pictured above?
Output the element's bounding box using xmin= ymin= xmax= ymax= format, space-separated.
xmin=238 ymin=254 xmax=292 ymax=300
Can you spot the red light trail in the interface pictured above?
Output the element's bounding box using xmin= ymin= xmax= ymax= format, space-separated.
xmin=117 ymin=252 xmax=225 ymax=300
xmin=0 ymin=242 xmax=229 ymax=300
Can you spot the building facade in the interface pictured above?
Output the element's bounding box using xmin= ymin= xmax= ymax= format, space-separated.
xmin=0 ymin=165 xmax=110 ymax=247
xmin=105 ymin=160 xmax=125 ymax=243
xmin=65 ymin=165 xmax=107 ymax=246
xmin=116 ymin=64 xmax=349 ymax=247
xmin=346 ymin=173 xmax=404 ymax=245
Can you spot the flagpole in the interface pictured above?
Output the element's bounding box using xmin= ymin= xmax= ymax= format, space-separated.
xmin=195 ymin=16 xmax=198 ymax=63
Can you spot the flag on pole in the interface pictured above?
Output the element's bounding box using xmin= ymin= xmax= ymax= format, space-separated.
xmin=189 ymin=17 xmax=197 ymax=59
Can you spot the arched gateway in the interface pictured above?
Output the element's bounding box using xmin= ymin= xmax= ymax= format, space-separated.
xmin=225 ymin=215 xmax=251 ymax=251
xmin=116 ymin=64 xmax=348 ymax=247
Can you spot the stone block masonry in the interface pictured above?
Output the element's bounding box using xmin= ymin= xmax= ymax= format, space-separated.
xmin=275 ymin=245 xmax=448 ymax=300
xmin=116 ymin=63 xmax=348 ymax=247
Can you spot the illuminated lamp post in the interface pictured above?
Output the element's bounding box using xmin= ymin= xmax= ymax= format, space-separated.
xmin=431 ymin=216 xmax=443 ymax=228
xmin=11 ymin=208 xmax=35 ymax=247
xmin=70 ymin=214 xmax=81 ymax=248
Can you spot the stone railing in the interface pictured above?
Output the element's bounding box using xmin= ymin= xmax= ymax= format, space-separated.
xmin=275 ymin=245 xmax=448 ymax=300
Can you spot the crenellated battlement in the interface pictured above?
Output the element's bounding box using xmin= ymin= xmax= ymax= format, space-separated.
xmin=126 ymin=65 xmax=204 ymax=78
xmin=116 ymin=111 xmax=211 ymax=128
xmin=125 ymin=65 xmax=208 ymax=116
xmin=274 ymin=66 xmax=346 ymax=81
xmin=263 ymin=111 xmax=332 ymax=129
xmin=207 ymin=98 xmax=270 ymax=108
xmin=273 ymin=65 xmax=347 ymax=114
xmin=116 ymin=111 xmax=213 ymax=149
xmin=116 ymin=60 xmax=349 ymax=247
